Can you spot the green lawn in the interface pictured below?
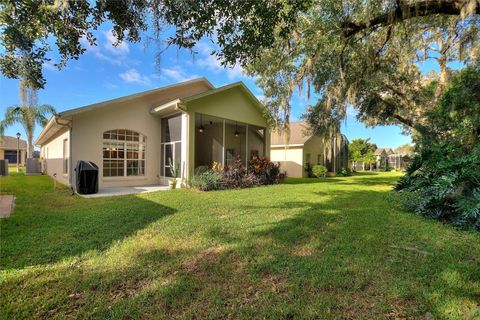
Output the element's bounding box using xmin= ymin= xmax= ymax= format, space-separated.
xmin=1 ymin=172 xmax=479 ymax=319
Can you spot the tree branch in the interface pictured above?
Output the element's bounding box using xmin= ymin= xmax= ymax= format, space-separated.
xmin=392 ymin=114 xmax=414 ymax=128
xmin=341 ymin=0 xmax=478 ymax=37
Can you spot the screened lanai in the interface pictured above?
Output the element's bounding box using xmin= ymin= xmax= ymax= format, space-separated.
xmin=194 ymin=113 xmax=266 ymax=170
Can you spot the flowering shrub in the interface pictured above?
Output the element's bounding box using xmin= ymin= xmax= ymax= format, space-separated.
xmin=223 ymin=158 xmax=261 ymax=188
xmin=191 ymin=157 xmax=283 ymax=191
xmin=248 ymin=156 xmax=282 ymax=184
xmin=336 ymin=166 xmax=352 ymax=176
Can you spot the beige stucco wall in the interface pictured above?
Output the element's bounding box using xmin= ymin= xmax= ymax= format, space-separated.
xmin=185 ymin=87 xmax=270 ymax=179
xmin=41 ymin=127 xmax=70 ymax=186
xmin=70 ymin=81 xmax=211 ymax=189
xmin=303 ymin=135 xmax=326 ymax=167
xmin=271 ymin=146 xmax=304 ymax=178
xmin=37 ymin=82 xmax=271 ymax=189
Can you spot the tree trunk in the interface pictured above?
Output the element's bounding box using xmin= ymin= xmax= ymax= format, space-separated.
xmin=435 ymin=56 xmax=451 ymax=101
xmin=27 ymin=132 xmax=34 ymax=159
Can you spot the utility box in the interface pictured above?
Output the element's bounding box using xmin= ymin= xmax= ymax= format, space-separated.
xmin=0 ymin=160 xmax=8 ymax=176
xmin=75 ymin=161 xmax=98 ymax=194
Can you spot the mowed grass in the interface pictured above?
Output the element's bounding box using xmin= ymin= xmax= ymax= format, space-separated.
xmin=1 ymin=172 xmax=479 ymax=319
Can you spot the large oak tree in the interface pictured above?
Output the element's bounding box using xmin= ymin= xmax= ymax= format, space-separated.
xmin=1 ymin=0 xmax=479 ymax=135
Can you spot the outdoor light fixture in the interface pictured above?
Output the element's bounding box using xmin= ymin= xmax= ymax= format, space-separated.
xmin=234 ymin=122 xmax=240 ymax=137
xmin=198 ymin=115 xmax=205 ymax=133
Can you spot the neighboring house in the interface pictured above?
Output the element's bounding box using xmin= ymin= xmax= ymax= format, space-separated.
xmin=374 ymin=147 xmax=412 ymax=171
xmin=0 ymin=136 xmax=27 ymax=166
xmin=35 ymin=78 xmax=270 ymax=190
xmin=374 ymin=148 xmax=393 ymax=171
xmin=270 ymin=122 xmax=349 ymax=177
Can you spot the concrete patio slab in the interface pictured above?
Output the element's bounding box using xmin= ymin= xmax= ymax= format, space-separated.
xmin=0 ymin=195 xmax=15 ymax=218
xmin=78 ymin=185 xmax=170 ymax=198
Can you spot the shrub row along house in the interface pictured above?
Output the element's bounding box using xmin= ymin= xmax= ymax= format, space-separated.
xmin=36 ymin=79 xmax=348 ymax=192
xmin=270 ymin=122 xmax=349 ymax=177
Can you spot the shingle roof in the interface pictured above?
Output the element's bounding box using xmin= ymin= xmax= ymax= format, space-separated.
xmin=270 ymin=122 xmax=313 ymax=146
xmin=0 ymin=136 xmax=27 ymax=150
xmin=374 ymin=148 xmax=395 ymax=156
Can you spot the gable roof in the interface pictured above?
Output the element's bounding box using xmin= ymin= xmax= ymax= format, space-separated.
xmin=35 ymin=78 xmax=214 ymax=145
xmin=59 ymin=77 xmax=214 ymax=118
xmin=0 ymin=136 xmax=27 ymax=150
xmin=182 ymin=81 xmax=263 ymax=112
xmin=374 ymin=148 xmax=395 ymax=156
xmin=270 ymin=122 xmax=313 ymax=146
xmin=151 ymin=82 xmax=264 ymax=116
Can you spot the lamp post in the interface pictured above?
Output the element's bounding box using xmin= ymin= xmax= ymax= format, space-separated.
xmin=16 ymin=132 xmax=21 ymax=172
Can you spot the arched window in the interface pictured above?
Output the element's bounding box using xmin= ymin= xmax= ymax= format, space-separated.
xmin=103 ymin=129 xmax=146 ymax=177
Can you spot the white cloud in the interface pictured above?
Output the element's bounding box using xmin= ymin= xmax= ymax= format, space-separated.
xmin=158 ymin=67 xmax=199 ymax=82
xmin=193 ymin=42 xmax=246 ymax=80
xmin=43 ymin=60 xmax=57 ymax=72
xmin=346 ymin=105 xmax=358 ymax=117
xmin=103 ymin=30 xmax=130 ymax=56
xmin=80 ymin=30 xmax=130 ymax=66
xmin=80 ymin=37 xmax=123 ymax=66
xmin=119 ymin=68 xmax=150 ymax=85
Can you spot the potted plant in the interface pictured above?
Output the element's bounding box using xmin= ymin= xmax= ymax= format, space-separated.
xmin=168 ymin=158 xmax=180 ymax=189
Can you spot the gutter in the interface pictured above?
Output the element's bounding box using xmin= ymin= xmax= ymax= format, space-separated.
xmin=35 ymin=115 xmax=72 ymax=145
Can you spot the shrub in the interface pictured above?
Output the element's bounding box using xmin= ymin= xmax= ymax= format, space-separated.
xmin=190 ymin=170 xmax=223 ymax=191
xmin=194 ymin=165 xmax=209 ymax=175
xmin=248 ymin=156 xmax=282 ymax=184
xmin=394 ymin=142 xmax=480 ymax=229
xmin=336 ymin=166 xmax=351 ymax=176
xmin=191 ymin=157 xmax=283 ymax=191
xmin=222 ymin=158 xmax=263 ymax=189
xmin=312 ymin=165 xmax=327 ymax=178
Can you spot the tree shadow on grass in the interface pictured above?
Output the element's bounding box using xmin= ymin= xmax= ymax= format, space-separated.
xmin=0 ymin=191 xmax=175 ymax=270
xmin=231 ymin=189 xmax=480 ymax=318
xmin=1 ymin=181 xmax=479 ymax=319
xmin=283 ymin=173 xmax=402 ymax=187
xmin=197 ymin=188 xmax=480 ymax=318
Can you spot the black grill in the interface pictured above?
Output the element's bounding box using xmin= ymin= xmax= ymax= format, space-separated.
xmin=75 ymin=161 xmax=98 ymax=194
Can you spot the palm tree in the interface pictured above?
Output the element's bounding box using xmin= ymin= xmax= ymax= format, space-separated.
xmin=363 ymin=150 xmax=377 ymax=171
xmin=0 ymin=81 xmax=56 ymax=158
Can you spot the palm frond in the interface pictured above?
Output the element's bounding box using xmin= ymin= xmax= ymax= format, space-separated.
xmin=0 ymin=106 xmax=22 ymax=138
xmin=36 ymin=104 xmax=56 ymax=126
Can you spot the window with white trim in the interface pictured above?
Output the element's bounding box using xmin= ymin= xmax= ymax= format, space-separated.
xmin=102 ymin=129 xmax=146 ymax=177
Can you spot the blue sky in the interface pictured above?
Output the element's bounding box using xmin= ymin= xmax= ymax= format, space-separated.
xmin=0 ymin=27 xmax=413 ymax=149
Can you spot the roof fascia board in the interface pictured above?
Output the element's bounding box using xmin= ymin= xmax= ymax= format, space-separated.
xmin=59 ymin=78 xmax=213 ymax=118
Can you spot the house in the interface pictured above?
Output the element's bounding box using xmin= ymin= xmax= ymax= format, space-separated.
xmin=35 ymin=78 xmax=270 ymax=190
xmin=0 ymin=136 xmax=27 ymax=166
xmin=374 ymin=147 xmax=412 ymax=171
xmin=270 ymin=122 xmax=349 ymax=177
xmin=374 ymin=148 xmax=393 ymax=171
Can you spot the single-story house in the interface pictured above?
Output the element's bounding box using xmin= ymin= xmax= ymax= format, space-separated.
xmin=374 ymin=147 xmax=412 ymax=171
xmin=270 ymin=122 xmax=349 ymax=177
xmin=35 ymin=78 xmax=270 ymax=190
xmin=0 ymin=136 xmax=27 ymax=166
xmin=374 ymin=148 xmax=394 ymax=171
